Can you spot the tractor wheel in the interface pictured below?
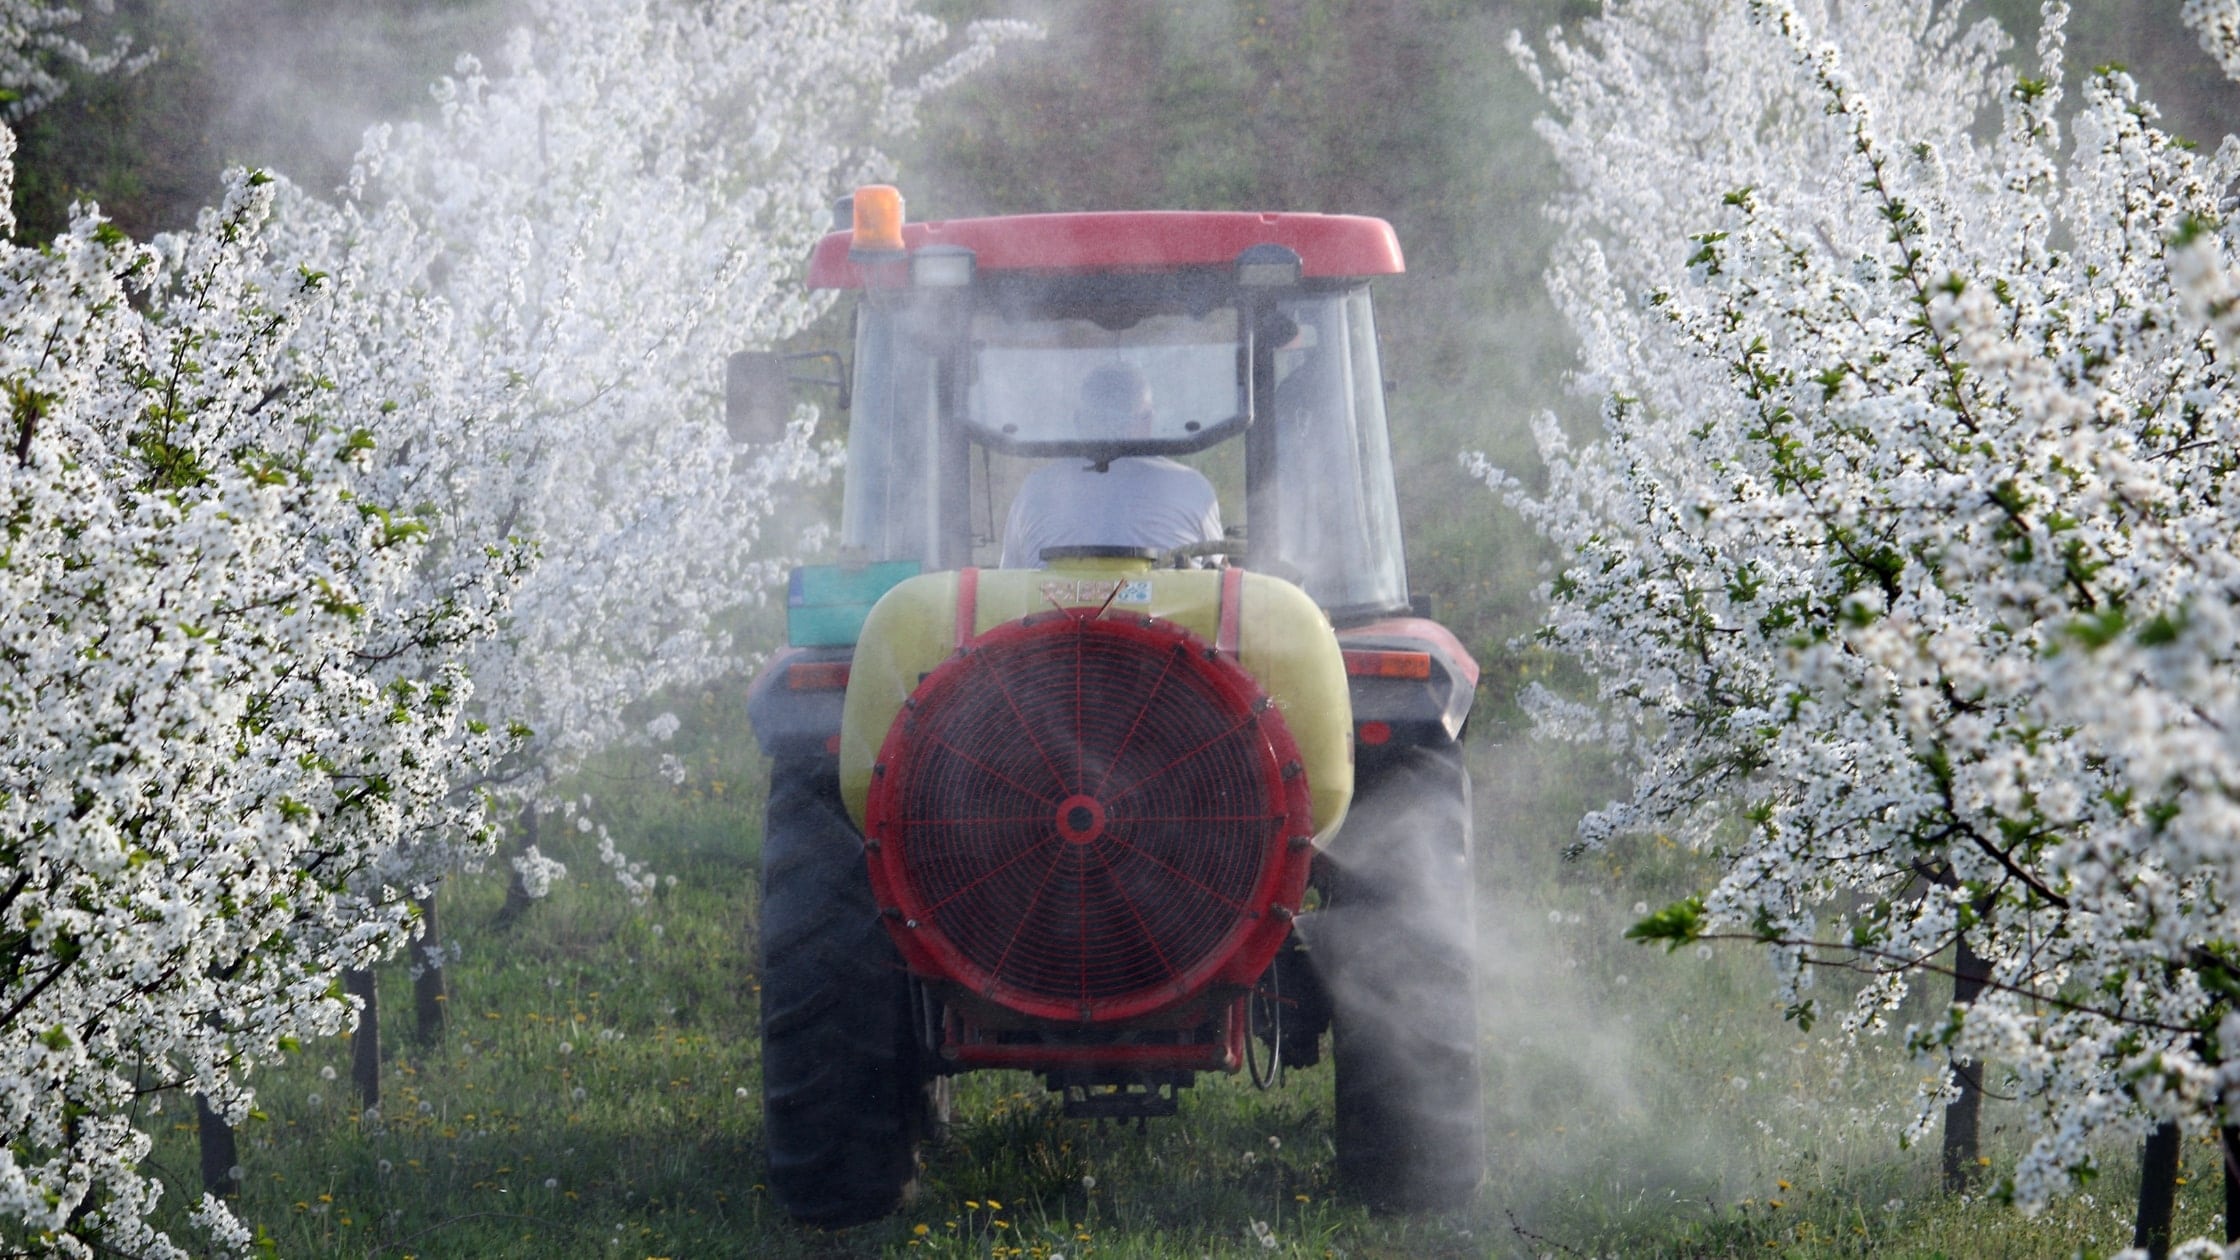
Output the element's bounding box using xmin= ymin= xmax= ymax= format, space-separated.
xmin=1311 ymin=742 xmax=1484 ymax=1212
xmin=758 ymin=758 xmax=943 ymax=1226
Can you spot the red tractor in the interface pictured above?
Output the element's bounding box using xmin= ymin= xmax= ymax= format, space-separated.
xmin=736 ymin=187 xmax=1482 ymax=1225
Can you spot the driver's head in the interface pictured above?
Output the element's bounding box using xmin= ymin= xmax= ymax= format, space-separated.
xmin=1079 ymin=363 xmax=1153 ymax=437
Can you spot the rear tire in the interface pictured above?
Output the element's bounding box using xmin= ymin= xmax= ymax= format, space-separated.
xmin=758 ymin=758 xmax=941 ymax=1226
xmin=1310 ymin=742 xmax=1484 ymax=1212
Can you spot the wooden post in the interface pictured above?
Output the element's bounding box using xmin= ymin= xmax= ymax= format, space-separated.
xmin=1940 ymin=931 xmax=1989 ymax=1191
xmin=2134 ymin=1120 xmax=2181 ymax=1260
xmin=2223 ymin=1118 xmax=2239 ymax=1248
xmin=344 ymin=968 xmax=379 ymax=1110
xmin=195 ymin=1094 xmax=239 ymax=1198
xmin=413 ymin=891 xmax=446 ymax=1048
xmin=495 ymin=804 xmax=539 ymax=927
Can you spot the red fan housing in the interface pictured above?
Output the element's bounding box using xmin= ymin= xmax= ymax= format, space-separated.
xmin=863 ymin=611 xmax=1315 ymax=1025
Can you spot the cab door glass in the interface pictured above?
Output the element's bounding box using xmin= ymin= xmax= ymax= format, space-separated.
xmin=840 ymin=304 xmax=942 ymax=564
xmin=1263 ymin=289 xmax=1409 ymax=617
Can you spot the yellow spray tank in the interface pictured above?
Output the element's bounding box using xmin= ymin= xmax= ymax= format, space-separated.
xmin=840 ymin=554 xmax=1351 ymax=1029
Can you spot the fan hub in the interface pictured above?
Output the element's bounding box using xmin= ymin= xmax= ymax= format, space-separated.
xmin=1056 ymin=795 xmax=1107 ymax=844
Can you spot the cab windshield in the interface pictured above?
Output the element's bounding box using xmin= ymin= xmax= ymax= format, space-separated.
xmin=838 ymin=280 xmax=1409 ymax=620
xmin=965 ymin=305 xmax=1244 ymax=454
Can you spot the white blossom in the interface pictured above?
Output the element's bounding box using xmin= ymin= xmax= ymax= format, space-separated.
xmin=0 ymin=0 xmax=152 ymax=120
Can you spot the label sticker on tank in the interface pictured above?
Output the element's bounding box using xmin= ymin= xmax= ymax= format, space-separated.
xmin=1040 ymin=579 xmax=1123 ymax=607
xmin=1037 ymin=578 xmax=1156 ymax=609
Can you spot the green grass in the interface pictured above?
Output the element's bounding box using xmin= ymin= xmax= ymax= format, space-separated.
xmin=132 ymin=712 xmax=2226 ymax=1258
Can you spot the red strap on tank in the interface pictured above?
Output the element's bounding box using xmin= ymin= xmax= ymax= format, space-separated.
xmin=955 ymin=567 xmax=980 ymax=648
xmin=1216 ymin=565 xmax=1243 ymax=659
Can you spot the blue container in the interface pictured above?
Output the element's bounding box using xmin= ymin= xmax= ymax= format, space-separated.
xmin=786 ymin=561 xmax=922 ymax=647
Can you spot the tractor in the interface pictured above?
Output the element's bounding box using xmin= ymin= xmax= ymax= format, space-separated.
xmin=735 ymin=186 xmax=1483 ymax=1226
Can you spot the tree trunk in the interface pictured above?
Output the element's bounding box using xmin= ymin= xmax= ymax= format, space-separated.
xmin=195 ymin=1094 xmax=239 ymax=1198
xmin=1941 ymin=931 xmax=1990 ymax=1191
xmin=344 ymin=967 xmax=379 ymax=1110
xmin=2134 ymin=1119 xmax=2182 ymax=1260
xmin=413 ymin=891 xmax=446 ymax=1048
xmin=495 ymin=803 xmax=539 ymax=927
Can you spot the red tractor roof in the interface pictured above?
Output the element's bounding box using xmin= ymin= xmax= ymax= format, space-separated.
xmin=806 ymin=209 xmax=1405 ymax=289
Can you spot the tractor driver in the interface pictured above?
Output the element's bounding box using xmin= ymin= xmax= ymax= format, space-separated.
xmin=999 ymin=363 xmax=1223 ymax=568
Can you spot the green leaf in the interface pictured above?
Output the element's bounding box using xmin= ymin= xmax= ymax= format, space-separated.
xmin=2066 ymin=607 xmax=2127 ymax=651
xmin=1625 ymin=895 xmax=1707 ymax=952
xmin=2136 ymin=609 xmax=2187 ymax=647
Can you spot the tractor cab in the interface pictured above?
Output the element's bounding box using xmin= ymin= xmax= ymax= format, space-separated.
xmin=730 ymin=185 xmax=1415 ymax=622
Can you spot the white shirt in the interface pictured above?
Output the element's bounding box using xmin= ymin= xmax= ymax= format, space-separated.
xmin=1001 ymin=456 xmax=1224 ymax=568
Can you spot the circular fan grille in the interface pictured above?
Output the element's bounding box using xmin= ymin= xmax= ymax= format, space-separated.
xmin=864 ymin=612 xmax=1311 ymax=1023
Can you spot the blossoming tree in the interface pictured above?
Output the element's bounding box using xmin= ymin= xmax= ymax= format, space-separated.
xmin=276 ymin=0 xmax=1033 ymax=904
xmin=0 ymin=0 xmax=1030 ymax=1251
xmin=1495 ymin=0 xmax=2240 ymax=1228
xmin=0 ymin=138 xmax=519 ymax=1254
